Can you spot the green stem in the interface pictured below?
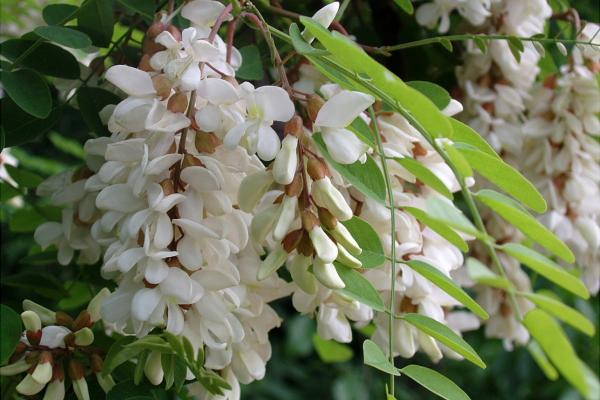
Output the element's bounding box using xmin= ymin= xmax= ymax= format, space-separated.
xmin=380 ymin=33 xmax=600 ymax=52
xmin=369 ymin=107 xmax=396 ymax=396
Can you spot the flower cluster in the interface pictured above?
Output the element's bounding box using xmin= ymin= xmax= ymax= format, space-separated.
xmin=0 ymin=292 xmax=113 ymax=399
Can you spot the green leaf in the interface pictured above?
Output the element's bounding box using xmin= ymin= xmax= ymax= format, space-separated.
xmin=236 ymin=45 xmax=264 ymax=81
xmin=402 ymin=313 xmax=486 ymax=369
xmin=404 ymin=260 xmax=488 ymax=319
xmin=106 ymin=380 xmax=167 ymax=400
xmin=3 ymin=165 xmax=43 ymax=188
xmin=2 ymin=271 xmax=69 ymax=299
xmin=289 ymin=23 xmax=329 ymax=55
xmin=406 ymin=81 xmax=451 ymax=110
xmin=162 ymin=353 xmax=175 ymax=390
xmin=348 ymin=116 xmax=375 ymax=147
xmin=34 ymin=26 xmax=92 ymax=49
xmin=502 ymin=243 xmax=589 ymax=299
xmin=440 ymin=38 xmax=453 ymax=52
xmin=473 ymin=36 xmax=488 ymax=53
xmin=404 ymin=207 xmax=468 ymax=252
xmin=9 ymin=208 xmax=45 ymax=233
xmin=393 ymin=0 xmax=414 ymax=14
xmin=313 ymin=132 xmax=387 ymax=204
xmin=340 ymin=217 xmax=385 ymax=268
xmin=335 ymin=264 xmax=385 ymax=311
xmin=444 ymin=144 xmax=472 ymax=177
xmin=475 ymin=189 xmax=574 ymax=262
xmin=300 ymin=17 xmax=453 ymax=140
xmin=77 ymin=87 xmax=122 ymax=137
xmin=124 ymin=335 xmax=173 ymax=354
xmin=42 ymin=4 xmax=79 ymax=25
xmin=466 ymin=257 xmax=512 ymax=289
xmin=523 ymin=309 xmax=589 ymax=397
xmin=393 ymin=157 xmax=453 ymax=199
xmin=78 ymin=0 xmax=114 ymax=47
xmin=1 ymin=97 xmax=62 ymax=147
xmin=425 ymin=196 xmax=482 ymax=239
xmin=57 ymin=281 xmax=93 ymax=310
xmin=454 ymin=143 xmax=547 ymax=213
xmin=448 ymin=118 xmax=499 ymax=159
xmin=162 ymin=331 xmax=184 ymax=357
xmin=313 ymin=334 xmax=353 ymax=363
xmin=118 ymin=0 xmax=155 ymax=20
xmin=527 ymin=340 xmax=559 ymax=381
xmin=0 ymin=182 xmax=22 ymax=202
xmin=0 ymin=39 xmax=80 ymax=79
xmin=400 ymin=365 xmax=470 ymax=400
xmin=524 ymin=292 xmax=595 ymax=336
xmin=102 ymin=336 xmax=140 ymax=376
xmin=49 ymin=132 xmax=86 ymax=159
xmin=1 ymin=69 xmax=51 ymax=119
xmin=0 ymin=304 xmax=22 ymax=365
xmin=362 ymin=339 xmax=400 ymax=375
xmin=133 ymin=350 xmax=149 ymax=385
xmin=508 ymin=36 xmax=524 ymax=62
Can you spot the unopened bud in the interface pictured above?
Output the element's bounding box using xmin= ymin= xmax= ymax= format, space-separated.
xmin=317 ymin=207 xmax=337 ymax=230
xmin=167 ymin=92 xmax=188 ymax=113
xmin=143 ymin=34 xmax=165 ymax=54
xmin=160 ymin=179 xmax=175 ymax=196
xmin=308 ymin=94 xmax=325 ymax=121
xmin=147 ymin=21 xmax=167 ymax=39
xmin=336 ymin=243 xmax=362 ymax=268
xmin=166 ymin=25 xmax=182 ymax=41
xmin=273 ymin=196 xmax=298 ymax=241
xmin=301 ymin=210 xmax=319 ymax=231
xmin=96 ymin=372 xmax=115 ymax=393
xmin=22 ymin=300 xmax=56 ymax=325
xmin=87 ymin=288 xmax=110 ymax=323
xmin=144 ymin=351 xmax=164 ymax=386
xmin=16 ymin=374 xmax=45 ymax=396
xmin=306 ymin=158 xmax=327 ymax=181
xmin=31 ymin=351 xmax=53 ymax=385
xmin=309 ymin=226 xmax=338 ymax=263
xmin=152 ymin=74 xmax=172 ymax=100
xmin=288 ymin=255 xmax=317 ymax=294
xmin=21 ymin=311 xmax=41 ymax=333
xmin=72 ymin=375 xmax=90 ymax=400
xmin=68 ymin=359 xmax=85 ymax=381
xmin=55 ymin=311 xmax=74 ymax=329
xmin=182 ymin=153 xmax=203 ymax=168
xmin=297 ymin=231 xmax=314 ymax=257
xmin=74 ymin=327 xmax=94 ymax=347
xmin=26 ymin=330 xmax=42 ymax=346
xmin=311 ymin=177 xmax=353 ymax=221
xmin=257 ymin=247 xmax=288 ymax=280
xmin=273 ymin=135 xmax=299 ymax=185
xmin=90 ymin=353 xmax=103 ymax=374
xmin=238 ymin=171 xmax=273 ymax=212
xmin=73 ymin=310 xmax=92 ymax=331
xmin=43 ymin=379 xmax=66 ymax=400
xmin=313 ymin=259 xmax=345 ymax=289
xmin=282 ymin=229 xmax=304 ymax=253
xmin=284 ymin=174 xmax=303 ymax=197
xmin=195 ymin=132 xmax=222 ymax=154
xmin=138 ymin=54 xmax=154 ymax=72
xmin=330 ymin=223 xmax=361 ymax=256
xmin=0 ymin=359 xmax=31 ymax=376
xmin=284 ymin=115 xmax=304 ymax=137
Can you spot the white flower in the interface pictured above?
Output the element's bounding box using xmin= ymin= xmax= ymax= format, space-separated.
xmin=311 ymin=176 xmax=353 ymax=221
xmin=195 ymin=78 xmax=244 ymax=135
xmin=224 ymin=83 xmax=295 ymax=161
xmin=302 ymin=2 xmax=340 ymax=43
xmin=416 ymin=0 xmax=461 ymax=33
xmin=314 ymin=90 xmax=374 ymax=164
xmin=272 ymin=135 xmax=299 ymax=185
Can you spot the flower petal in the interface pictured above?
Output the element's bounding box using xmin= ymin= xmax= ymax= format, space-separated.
xmin=315 ymin=90 xmax=374 ymax=128
xmin=105 ymin=65 xmax=156 ymax=97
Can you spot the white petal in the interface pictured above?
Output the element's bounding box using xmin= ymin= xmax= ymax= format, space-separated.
xmin=182 ymin=0 xmax=226 ymax=28
xmin=105 ymin=65 xmax=156 ymax=97
xmin=198 ymin=78 xmax=239 ymax=104
xmin=132 ymin=288 xmax=162 ymax=321
xmin=181 ymin=65 xmax=201 ymax=91
xmin=315 ymin=90 xmax=374 ymax=128
xmin=145 ymin=258 xmax=169 ymax=284
xmin=117 ymin=247 xmax=145 ymax=273
xmin=166 ymin=303 xmax=185 ymax=334
xmin=309 ymin=226 xmax=338 ymax=263
xmin=322 ymin=127 xmax=369 ymax=165
xmin=224 ymin=121 xmax=250 ymax=148
xmin=254 ymin=86 xmax=295 ymax=122
xmin=97 ymin=184 xmax=144 ymax=212
xmin=256 ymin=123 xmax=281 ymax=161
xmin=272 ymin=135 xmax=298 ymax=185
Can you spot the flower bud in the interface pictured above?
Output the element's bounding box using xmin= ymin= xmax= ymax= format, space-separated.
xmin=142 ymin=36 xmax=165 ymax=54
xmin=273 ymin=196 xmax=298 ymax=241
xmin=152 ymin=74 xmax=172 ymax=100
xmin=313 ymin=259 xmax=345 ymax=289
xmin=195 ymin=132 xmax=222 ymax=154
xmin=74 ymin=328 xmax=94 ymax=347
xmin=330 ymin=223 xmax=361 ymax=255
xmin=21 ymin=310 xmax=42 ymax=333
xmin=144 ymin=351 xmax=164 ymax=386
xmin=311 ymin=177 xmax=353 ymax=221
xmin=138 ymin=54 xmax=154 ymax=72
xmin=73 ymin=310 xmax=92 ymax=331
xmin=308 ymin=94 xmax=325 ymax=122
xmin=55 ymin=311 xmax=74 ymax=329
xmin=317 ymin=207 xmax=337 ymax=230
xmin=336 ymin=243 xmax=362 ymax=268
xmin=96 ymin=372 xmax=115 ymax=393
xmin=43 ymin=378 xmax=65 ymax=400
xmin=146 ymin=20 xmax=167 ymax=39
xmin=166 ymin=25 xmax=182 ymax=41
xmin=309 ymin=226 xmax=338 ymax=263
xmin=26 ymin=330 xmax=42 ymax=346
xmin=288 ymin=255 xmax=317 ymax=294
xmin=284 ymin=115 xmax=304 ymax=137
xmin=16 ymin=374 xmax=45 ymax=396
xmin=0 ymin=358 xmax=31 ymax=376
xmin=87 ymin=288 xmax=110 ymax=323
xmin=284 ymin=174 xmax=303 ymax=197
xmin=257 ymin=247 xmax=288 ymax=280
xmin=72 ymin=376 xmax=90 ymax=400
xmin=297 ymin=231 xmax=315 ymax=257
xmin=31 ymin=351 xmax=53 ymax=384
xmin=22 ymin=300 xmax=56 ymax=325
xmin=238 ymin=171 xmax=274 ymax=212
xmin=282 ymin=229 xmax=304 ymax=253
xmin=301 ymin=210 xmax=319 ymax=231
xmin=306 ymin=158 xmax=327 ymax=181
xmin=167 ymin=92 xmax=188 ymax=113
xmin=272 ymin=135 xmax=299 ymax=185
xmin=250 ymin=205 xmax=279 ymax=245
